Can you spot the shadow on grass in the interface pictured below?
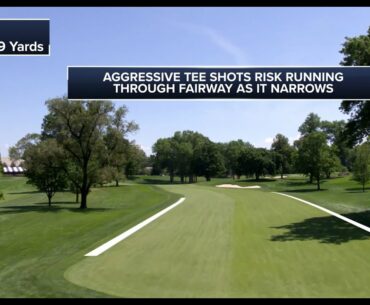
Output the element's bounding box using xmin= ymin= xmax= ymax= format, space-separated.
xmin=346 ymin=187 xmax=370 ymax=193
xmin=94 ymin=184 xmax=133 ymax=188
xmin=283 ymin=188 xmax=327 ymax=193
xmin=0 ymin=204 xmax=109 ymax=215
xmin=7 ymin=191 xmax=41 ymax=195
xmin=242 ymin=178 xmax=276 ymax=183
xmin=34 ymin=201 xmax=78 ymax=205
xmin=141 ymin=178 xmax=184 ymax=185
xmin=270 ymin=210 xmax=370 ymax=244
xmin=283 ymin=180 xmax=312 ymax=187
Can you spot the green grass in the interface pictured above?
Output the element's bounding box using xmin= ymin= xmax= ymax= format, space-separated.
xmin=135 ymin=174 xmax=370 ymax=215
xmin=3 ymin=174 xmax=370 ymax=297
xmin=0 ymin=176 xmax=180 ymax=297
xmin=65 ymin=184 xmax=370 ymax=297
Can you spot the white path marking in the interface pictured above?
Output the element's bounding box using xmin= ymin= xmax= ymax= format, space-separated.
xmin=85 ymin=197 xmax=186 ymax=257
xmin=272 ymin=192 xmax=370 ymax=233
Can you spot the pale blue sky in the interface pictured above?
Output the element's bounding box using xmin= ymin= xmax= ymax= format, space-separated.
xmin=1 ymin=7 xmax=370 ymax=156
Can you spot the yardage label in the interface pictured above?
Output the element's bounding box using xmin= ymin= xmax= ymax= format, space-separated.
xmin=68 ymin=66 xmax=370 ymax=100
xmin=0 ymin=19 xmax=50 ymax=56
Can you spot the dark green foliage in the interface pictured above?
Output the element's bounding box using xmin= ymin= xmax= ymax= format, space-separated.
xmin=297 ymin=132 xmax=335 ymax=190
xmin=238 ymin=147 xmax=275 ymax=180
xmin=271 ymin=134 xmax=294 ymax=178
xmin=339 ymin=27 xmax=370 ymax=145
xmin=352 ymin=142 xmax=370 ymax=192
xmin=23 ymin=139 xmax=68 ymax=206
xmin=152 ymin=131 xmax=225 ymax=183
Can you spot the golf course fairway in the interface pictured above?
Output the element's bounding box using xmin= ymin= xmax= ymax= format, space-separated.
xmin=65 ymin=184 xmax=370 ymax=298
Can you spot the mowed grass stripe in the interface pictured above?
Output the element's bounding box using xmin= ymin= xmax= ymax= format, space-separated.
xmin=230 ymin=189 xmax=370 ymax=297
xmin=85 ymin=197 xmax=186 ymax=256
xmin=273 ymin=192 xmax=370 ymax=233
xmin=65 ymin=185 xmax=235 ymax=298
xmin=66 ymin=185 xmax=370 ymax=297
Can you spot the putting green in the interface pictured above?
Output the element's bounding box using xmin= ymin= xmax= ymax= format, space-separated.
xmin=65 ymin=185 xmax=370 ymax=297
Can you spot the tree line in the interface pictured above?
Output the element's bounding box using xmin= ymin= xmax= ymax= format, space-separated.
xmin=150 ymin=113 xmax=343 ymax=188
xmin=151 ymin=111 xmax=370 ymax=192
xmin=6 ymin=26 xmax=370 ymax=207
xmin=150 ymin=25 xmax=370 ymax=191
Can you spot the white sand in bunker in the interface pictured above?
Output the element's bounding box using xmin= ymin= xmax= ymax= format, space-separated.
xmin=215 ymin=184 xmax=261 ymax=189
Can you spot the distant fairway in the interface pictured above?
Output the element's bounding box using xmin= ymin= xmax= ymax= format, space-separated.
xmin=66 ymin=184 xmax=370 ymax=298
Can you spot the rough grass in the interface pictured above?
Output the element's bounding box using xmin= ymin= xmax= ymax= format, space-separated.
xmin=0 ymin=176 xmax=180 ymax=297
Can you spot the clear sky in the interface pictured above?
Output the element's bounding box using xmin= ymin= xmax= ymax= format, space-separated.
xmin=1 ymin=7 xmax=370 ymax=156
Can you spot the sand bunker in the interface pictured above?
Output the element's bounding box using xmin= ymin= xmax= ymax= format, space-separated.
xmin=216 ymin=184 xmax=261 ymax=189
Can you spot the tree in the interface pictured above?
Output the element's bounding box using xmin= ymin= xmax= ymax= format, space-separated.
xmin=152 ymin=138 xmax=176 ymax=183
xmin=96 ymin=166 xmax=116 ymax=187
xmin=321 ymin=120 xmax=352 ymax=168
xmin=42 ymin=97 xmax=137 ymax=209
xmin=224 ymin=140 xmax=252 ymax=179
xmin=152 ymin=131 xmax=224 ymax=183
xmin=125 ymin=143 xmax=147 ymax=178
xmin=238 ymin=145 xmax=255 ymax=179
xmin=149 ymin=154 xmax=162 ymax=175
xmin=69 ymin=180 xmax=80 ymax=203
xmin=104 ymin=106 xmax=139 ymax=186
xmin=298 ymin=113 xmax=321 ymax=136
xmin=252 ymin=148 xmax=275 ymax=180
xmin=173 ymin=138 xmax=193 ymax=183
xmin=297 ymin=132 xmax=331 ymax=190
xmin=172 ymin=130 xmax=209 ymax=183
xmin=340 ymin=101 xmax=370 ymax=146
xmin=8 ymin=133 xmax=41 ymax=162
xmin=322 ymin=146 xmax=341 ymax=179
xmin=271 ymin=133 xmax=293 ymax=179
xmin=239 ymin=147 xmax=274 ymax=181
xmin=194 ymin=141 xmax=225 ymax=181
xmin=339 ymin=26 xmax=370 ymax=145
xmin=23 ymin=139 xmax=67 ymax=206
xmin=352 ymin=142 xmax=370 ymax=192
xmin=104 ymin=129 xmax=129 ymax=186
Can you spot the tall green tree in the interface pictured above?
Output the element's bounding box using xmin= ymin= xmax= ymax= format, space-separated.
xmin=23 ymin=139 xmax=67 ymax=206
xmin=352 ymin=142 xmax=370 ymax=192
xmin=42 ymin=98 xmax=137 ymax=209
xmin=321 ymin=120 xmax=351 ymax=168
xmin=252 ymin=148 xmax=275 ymax=180
xmin=125 ymin=143 xmax=147 ymax=178
xmin=224 ymin=140 xmax=252 ymax=179
xmin=152 ymin=131 xmax=224 ymax=183
xmin=104 ymin=129 xmax=129 ymax=186
xmin=298 ymin=113 xmax=321 ymax=136
xmin=271 ymin=133 xmax=294 ymax=179
xmin=339 ymin=26 xmax=370 ymax=145
xmin=194 ymin=141 xmax=225 ymax=181
xmin=8 ymin=133 xmax=41 ymax=162
xmin=104 ymin=106 xmax=139 ymax=185
xmin=322 ymin=146 xmax=341 ymax=179
xmin=297 ymin=132 xmax=331 ymax=190
xmin=152 ymin=138 xmax=176 ymax=183
xmin=239 ymin=147 xmax=274 ymax=181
